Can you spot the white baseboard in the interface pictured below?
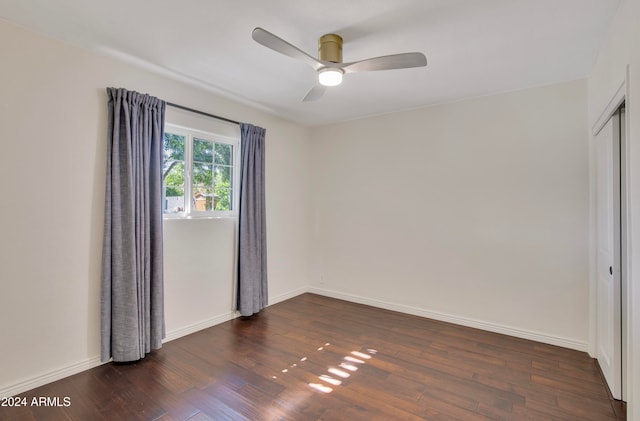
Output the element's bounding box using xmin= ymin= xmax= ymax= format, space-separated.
xmin=163 ymin=311 xmax=238 ymax=343
xmin=164 ymin=286 xmax=309 ymax=344
xmin=269 ymin=286 xmax=308 ymax=306
xmin=0 ymin=356 xmax=105 ymax=399
xmin=308 ymin=287 xmax=588 ymax=352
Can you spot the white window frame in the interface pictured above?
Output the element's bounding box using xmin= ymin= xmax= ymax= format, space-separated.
xmin=163 ymin=123 xmax=240 ymax=219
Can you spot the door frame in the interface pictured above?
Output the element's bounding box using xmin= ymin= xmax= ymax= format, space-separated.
xmin=589 ymin=72 xmax=629 ymax=401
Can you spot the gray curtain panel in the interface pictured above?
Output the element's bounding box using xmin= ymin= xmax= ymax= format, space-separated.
xmin=101 ymin=87 xmax=166 ymax=362
xmin=237 ymin=123 xmax=268 ymax=316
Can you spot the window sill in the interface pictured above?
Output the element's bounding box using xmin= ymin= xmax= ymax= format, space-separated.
xmin=163 ymin=214 xmax=237 ymax=221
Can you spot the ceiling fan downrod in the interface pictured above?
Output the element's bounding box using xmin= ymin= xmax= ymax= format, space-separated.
xmin=318 ymin=34 xmax=343 ymax=63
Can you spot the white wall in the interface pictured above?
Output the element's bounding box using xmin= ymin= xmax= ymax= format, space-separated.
xmin=310 ymin=80 xmax=589 ymax=349
xmin=163 ymin=218 xmax=237 ymax=338
xmin=0 ymin=19 xmax=312 ymax=397
xmin=588 ymin=0 xmax=640 ymax=417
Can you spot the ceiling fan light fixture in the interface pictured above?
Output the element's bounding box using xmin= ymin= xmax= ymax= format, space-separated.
xmin=318 ymin=68 xmax=343 ymax=87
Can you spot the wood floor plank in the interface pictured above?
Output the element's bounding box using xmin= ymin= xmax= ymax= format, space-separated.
xmin=0 ymin=293 xmax=625 ymax=420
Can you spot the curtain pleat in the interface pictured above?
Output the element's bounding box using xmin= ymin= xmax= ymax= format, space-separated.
xmin=237 ymin=123 xmax=268 ymax=316
xmin=101 ymin=87 xmax=165 ymax=362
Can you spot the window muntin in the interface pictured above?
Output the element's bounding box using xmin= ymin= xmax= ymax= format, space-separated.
xmin=162 ymin=125 xmax=238 ymax=218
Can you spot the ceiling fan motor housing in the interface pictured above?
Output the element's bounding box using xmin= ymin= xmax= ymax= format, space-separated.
xmin=319 ymin=34 xmax=343 ymax=63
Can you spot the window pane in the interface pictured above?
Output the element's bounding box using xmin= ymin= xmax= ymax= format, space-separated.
xmin=193 ymin=138 xmax=213 ymax=163
xmin=193 ymin=186 xmax=213 ymax=211
xmin=163 ymin=133 xmax=185 ymax=165
xmin=215 ymin=165 xmax=231 ymax=184
xmin=215 ymin=143 xmax=232 ymax=165
xmin=165 ymin=161 xmax=185 ymax=186
xmin=214 ymin=165 xmax=232 ymax=211
xmin=164 ymin=161 xmax=184 ymax=213
xmin=192 ymin=162 xmax=213 ymax=211
xmin=214 ymin=187 xmax=232 ymax=211
xmin=163 ymin=133 xmax=186 ymax=214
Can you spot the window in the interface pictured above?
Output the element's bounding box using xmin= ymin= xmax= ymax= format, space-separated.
xmin=163 ymin=124 xmax=239 ymax=217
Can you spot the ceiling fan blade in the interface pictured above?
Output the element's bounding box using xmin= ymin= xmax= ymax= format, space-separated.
xmin=342 ymin=52 xmax=427 ymax=74
xmin=302 ymin=85 xmax=326 ymax=102
xmin=252 ymin=27 xmax=323 ymax=70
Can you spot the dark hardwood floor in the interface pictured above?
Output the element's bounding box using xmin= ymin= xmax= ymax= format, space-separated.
xmin=1 ymin=293 xmax=625 ymax=420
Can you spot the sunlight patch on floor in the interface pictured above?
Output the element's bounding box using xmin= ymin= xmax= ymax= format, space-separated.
xmin=351 ymin=351 xmax=372 ymax=359
xmin=328 ymin=367 xmax=351 ymax=378
xmin=309 ymin=348 xmax=377 ymax=394
xmin=271 ymin=341 xmax=377 ymax=395
xmin=319 ymin=375 xmax=342 ymax=386
xmin=339 ymin=363 xmax=358 ymax=372
xmin=309 ymin=383 xmax=333 ymax=393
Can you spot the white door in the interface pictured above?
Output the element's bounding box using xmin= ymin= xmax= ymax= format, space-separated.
xmin=595 ymin=116 xmax=622 ymax=400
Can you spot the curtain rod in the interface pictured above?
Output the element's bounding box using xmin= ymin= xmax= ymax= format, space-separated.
xmin=166 ymin=102 xmax=240 ymax=126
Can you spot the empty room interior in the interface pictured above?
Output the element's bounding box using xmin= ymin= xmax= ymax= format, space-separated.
xmin=1 ymin=0 xmax=639 ymax=420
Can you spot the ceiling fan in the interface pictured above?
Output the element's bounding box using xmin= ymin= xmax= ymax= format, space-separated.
xmin=251 ymin=27 xmax=428 ymax=102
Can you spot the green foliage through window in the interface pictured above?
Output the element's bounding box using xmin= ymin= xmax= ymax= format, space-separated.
xmin=163 ymin=133 xmax=186 ymax=213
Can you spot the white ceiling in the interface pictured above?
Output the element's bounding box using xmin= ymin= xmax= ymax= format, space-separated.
xmin=0 ymin=0 xmax=619 ymax=126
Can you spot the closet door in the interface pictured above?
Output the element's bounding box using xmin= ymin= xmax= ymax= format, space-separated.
xmin=595 ymin=114 xmax=622 ymax=400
